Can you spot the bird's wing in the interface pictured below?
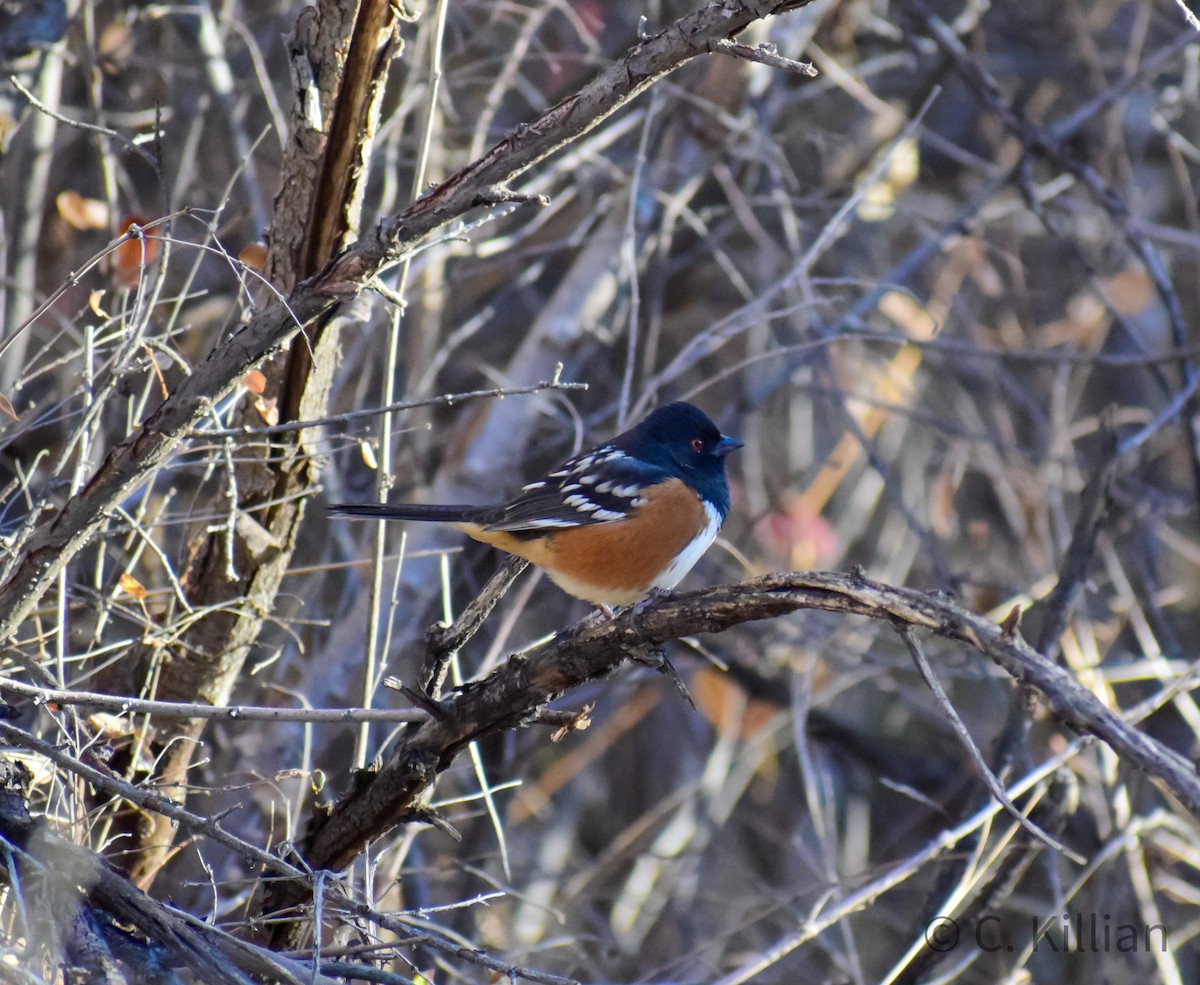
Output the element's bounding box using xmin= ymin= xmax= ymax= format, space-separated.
xmin=481 ymin=445 xmax=672 ymax=532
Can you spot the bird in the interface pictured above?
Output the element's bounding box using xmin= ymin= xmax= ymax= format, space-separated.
xmin=329 ymin=402 xmax=742 ymax=609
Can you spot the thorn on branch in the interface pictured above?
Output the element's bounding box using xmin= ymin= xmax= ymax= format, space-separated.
xmin=400 ymin=807 xmax=462 ymax=841
xmin=1000 ymin=604 xmax=1023 ymax=639
xmin=397 ymin=682 xmax=447 ymax=720
xmin=631 ymin=645 xmax=695 ymax=709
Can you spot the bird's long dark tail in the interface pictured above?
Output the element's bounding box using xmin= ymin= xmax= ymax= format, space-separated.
xmin=328 ymin=502 xmax=486 ymax=524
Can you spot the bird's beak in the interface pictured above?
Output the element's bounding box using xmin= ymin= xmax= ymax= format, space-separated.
xmin=715 ymin=434 xmax=743 ymax=458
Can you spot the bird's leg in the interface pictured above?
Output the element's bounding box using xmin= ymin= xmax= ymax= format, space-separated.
xmin=581 ymin=603 xmax=615 ymax=626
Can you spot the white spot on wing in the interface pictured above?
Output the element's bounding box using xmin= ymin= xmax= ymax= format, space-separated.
xmin=651 ymin=501 xmax=723 ymax=592
xmin=522 ymin=480 xmax=546 ymax=491
xmin=595 ymin=481 xmax=614 ymax=493
xmin=590 ymin=507 xmax=627 ymax=521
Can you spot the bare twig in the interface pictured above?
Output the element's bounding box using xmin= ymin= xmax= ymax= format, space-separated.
xmin=0 ymin=720 xmax=307 ymax=883
xmin=421 ymin=556 xmax=530 ymax=698
xmin=895 ymin=623 xmax=1082 ymax=862
xmin=709 ymin=39 xmax=817 ymax=76
xmin=189 ymin=378 xmax=587 ymax=439
xmin=0 ymin=678 xmax=422 ymax=723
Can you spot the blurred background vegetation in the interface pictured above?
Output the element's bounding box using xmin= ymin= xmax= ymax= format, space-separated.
xmin=1 ymin=0 xmax=1200 ymax=982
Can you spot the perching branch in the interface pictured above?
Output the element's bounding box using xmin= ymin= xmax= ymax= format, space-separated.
xmin=263 ymin=568 xmax=1200 ymax=945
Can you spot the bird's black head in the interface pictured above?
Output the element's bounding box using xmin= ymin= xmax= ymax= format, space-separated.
xmin=617 ymin=402 xmax=742 ymax=515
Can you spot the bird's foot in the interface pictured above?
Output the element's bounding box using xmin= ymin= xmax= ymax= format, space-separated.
xmin=582 ymin=604 xmax=616 ymax=626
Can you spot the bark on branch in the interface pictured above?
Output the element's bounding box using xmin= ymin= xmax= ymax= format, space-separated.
xmin=264 ymin=568 xmax=1200 ymax=944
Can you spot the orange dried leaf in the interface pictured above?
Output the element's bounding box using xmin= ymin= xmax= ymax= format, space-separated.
xmin=88 ymin=290 xmax=108 ymax=318
xmin=57 ymin=190 xmax=109 ymax=230
xmin=692 ymin=667 xmax=778 ymax=740
xmin=98 ymin=22 xmax=133 ymax=70
xmin=239 ymin=242 xmax=268 ymax=273
xmin=119 ymin=572 xmax=147 ymax=600
xmin=242 ymin=370 xmax=267 ymax=395
xmin=930 ymin=471 xmax=957 ymax=539
xmin=753 ymin=496 xmax=839 ymax=569
xmin=113 ymin=215 xmax=159 ymax=289
xmin=1106 ymin=269 xmax=1154 ymax=316
xmin=255 ymin=395 xmax=279 ymax=426
xmin=967 ymin=520 xmax=990 ymax=551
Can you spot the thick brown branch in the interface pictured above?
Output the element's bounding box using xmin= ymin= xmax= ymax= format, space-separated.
xmin=264 ymin=569 xmax=1200 ymax=943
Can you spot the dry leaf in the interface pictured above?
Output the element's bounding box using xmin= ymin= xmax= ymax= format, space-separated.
xmin=930 ymin=470 xmax=957 ymax=540
xmin=119 ymin=572 xmax=147 ymax=600
xmin=692 ymin=667 xmax=779 ymax=740
xmin=551 ymin=705 xmax=593 ymax=741
xmin=242 ymin=369 xmax=267 ymax=395
xmin=239 ymin=242 xmax=268 ymax=273
xmin=57 ymin=190 xmax=109 ymax=230
xmin=360 ymin=440 xmax=378 ymax=470
xmin=114 ymin=216 xmax=159 ymax=289
xmin=255 ymin=396 xmax=279 ymax=426
xmin=857 ymin=136 xmax=920 ymax=222
xmin=88 ymin=290 xmax=108 ymax=318
xmin=0 ymin=393 xmax=15 ymax=421
xmin=98 ymin=22 xmax=134 ymax=72
xmin=1106 ymin=269 xmax=1154 ymax=316
xmin=752 ymin=495 xmax=839 ymax=569
xmin=86 ymin=712 xmax=136 ymax=741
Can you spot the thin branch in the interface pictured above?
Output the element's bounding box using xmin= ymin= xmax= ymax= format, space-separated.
xmin=420 ymin=555 xmax=529 ymax=698
xmin=189 ymin=376 xmax=586 ymax=439
xmin=709 ymin=39 xmax=817 ymax=76
xmin=7 ymin=74 xmax=159 ymax=167
xmin=0 ymin=678 xmax=423 ymax=723
xmin=0 ymin=720 xmax=308 ymax=883
xmin=895 ymin=623 xmax=1082 ymax=862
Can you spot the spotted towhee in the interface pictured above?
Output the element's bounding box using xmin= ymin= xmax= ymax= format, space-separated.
xmin=330 ymin=402 xmax=742 ymax=608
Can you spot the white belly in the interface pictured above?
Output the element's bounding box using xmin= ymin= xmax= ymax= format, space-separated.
xmin=650 ymin=500 xmax=723 ymax=592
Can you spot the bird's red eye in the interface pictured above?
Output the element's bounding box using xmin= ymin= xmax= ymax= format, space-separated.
xmin=691 ymin=438 xmax=704 ymax=452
